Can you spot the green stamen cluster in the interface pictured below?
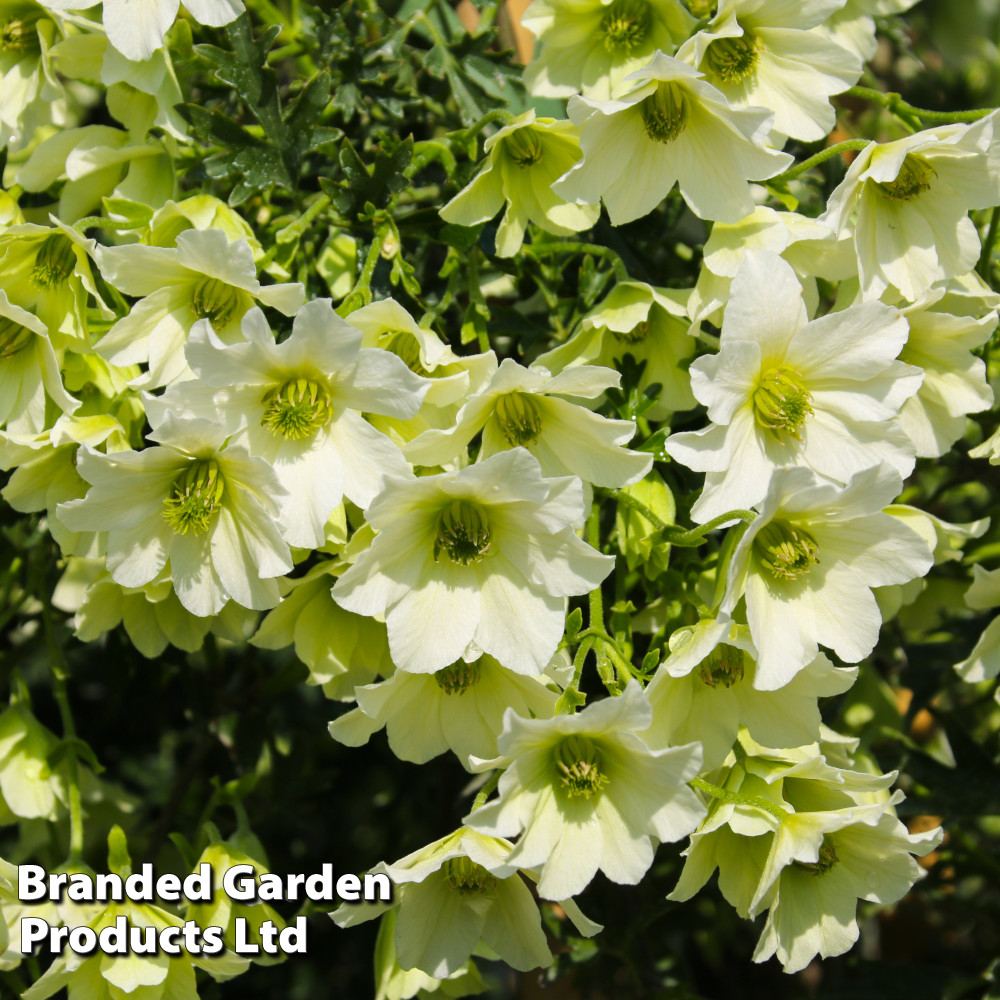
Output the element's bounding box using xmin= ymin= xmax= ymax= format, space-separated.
xmin=260 ymin=378 xmax=334 ymax=441
xmin=434 ymin=659 xmax=482 ymax=695
xmin=876 ymin=154 xmax=937 ymax=201
xmin=642 ymin=83 xmax=688 ymax=144
xmin=554 ymin=735 xmax=609 ymax=799
xmin=754 ymin=521 xmax=820 ymax=582
xmin=443 ymin=857 xmax=497 ymax=895
xmin=162 ymin=460 xmax=225 ymax=536
xmin=494 ymin=392 xmax=543 ymax=446
xmin=1 ymin=16 xmax=40 ymax=53
xmin=191 ymin=276 xmax=244 ymax=331
xmin=30 ymin=235 xmax=76 ymax=289
xmin=753 ymin=367 xmax=813 ymax=439
xmin=0 ymin=317 xmax=33 ymax=360
xmin=682 ymin=0 xmax=717 ymax=15
xmin=697 ymin=644 xmax=745 ymax=688
xmin=795 ymin=840 xmax=839 ymax=876
xmin=600 ymin=0 xmax=651 ymax=54
xmin=705 ymin=33 xmax=762 ymax=84
xmin=380 ymin=329 xmax=426 ymax=374
xmin=505 ymin=128 xmax=544 ymax=168
xmin=434 ymin=500 xmax=492 ymax=566
xmin=612 ymin=319 xmax=651 ymax=345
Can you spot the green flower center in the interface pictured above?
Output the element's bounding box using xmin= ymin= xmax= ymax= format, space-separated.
xmin=1 ymin=16 xmax=40 ymax=53
xmin=641 ymin=83 xmax=688 ymax=144
xmin=379 ymin=329 xmax=426 ymax=374
xmin=554 ymin=735 xmax=609 ymax=799
xmin=162 ymin=460 xmax=225 ymax=536
xmin=754 ymin=521 xmax=820 ymax=582
xmin=260 ymin=378 xmax=334 ymax=441
xmin=753 ymin=366 xmax=813 ymax=439
xmin=443 ymin=857 xmax=497 ymax=895
xmin=0 ymin=317 xmax=33 ymax=360
xmin=876 ymin=154 xmax=937 ymax=201
xmin=191 ymin=276 xmax=244 ymax=331
xmin=505 ymin=128 xmax=544 ymax=168
xmin=794 ymin=839 xmax=839 ymax=876
xmin=611 ymin=319 xmax=651 ymax=345
xmin=30 ymin=235 xmax=76 ymax=289
xmin=696 ymin=643 xmax=745 ymax=688
xmin=683 ymin=0 xmax=717 ymax=15
xmin=494 ymin=392 xmax=543 ymax=446
xmin=434 ymin=659 xmax=482 ymax=695
xmin=705 ymin=32 xmax=761 ymax=84
xmin=600 ymin=0 xmax=651 ymax=54
xmin=434 ymin=500 xmax=491 ymax=566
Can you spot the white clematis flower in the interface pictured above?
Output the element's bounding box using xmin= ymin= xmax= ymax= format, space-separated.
xmin=721 ymin=465 xmax=934 ymax=688
xmin=405 ymin=355 xmax=652 ymax=488
xmin=57 ymin=413 xmax=292 ymax=617
xmin=466 ymin=682 xmax=705 ymax=899
xmin=665 ymin=252 xmax=922 ymax=522
xmin=152 ymin=302 xmax=427 ymax=548
xmin=953 ymin=565 xmax=1000 ymax=685
xmin=41 ymin=0 xmax=244 ymax=62
xmin=553 ymin=52 xmax=792 ymax=225
xmin=821 ymin=113 xmax=1000 ymax=302
xmin=332 ymin=448 xmax=614 ymax=676
xmin=677 ymin=0 xmax=863 ymax=142
xmin=94 ymin=228 xmax=304 ymax=388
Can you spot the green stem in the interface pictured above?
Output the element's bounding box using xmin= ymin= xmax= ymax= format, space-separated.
xmin=608 ymin=491 xmax=755 ymax=545
xmin=844 ymin=85 xmax=997 ymax=124
xmin=337 ymin=224 xmax=390 ymax=316
xmin=978 ymin=206 xmax=1000 ymax=284
xmin=460 ymin=108 xmax=516 ymax=143
xmin=587 ymin=506 xmax=604 ymax=629
xmin=471 ymin=769 xmax=502 ymax=810
xmin=523 ymin=242 xmax=630 ymax=282
xmin=42 ymin=604 xmax=84 ymax=864
xmin=769 ymin=139 xmax=871 ymax=185
xmin=689 ymin=776 xmax=789 ymax=823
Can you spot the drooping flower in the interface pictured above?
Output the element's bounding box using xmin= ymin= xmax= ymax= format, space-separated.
xmin=405 ymin=355 xmax=652 ymax=488
xmin=466 ymin=682 xmax=704 ymax=899
xmin=94 ymin=228 xmax=304 ymax=388
xmin=677 ymin=0 xmax=863 ymax=142
xmin=521 ymin=0 xmax=697 ymax=100
xmin=439 ymin=111 xmax=600 ymax=257
xmin=332 ymin=448 xmax=614 ymax=676
xmin=665 ymin=252 xmax=922 ymax=522
xmin=720 ymin=465 xmax=934 ymax=687
xmin=821 ymin=113 xmax=1000 ymax=302
xmin=553 ymin=52 xmax=792 ymax=225
xmin=57 ymin=412 xmax=292 ymax=617
xmin=153 ymin=301 xmax=427 ymax=548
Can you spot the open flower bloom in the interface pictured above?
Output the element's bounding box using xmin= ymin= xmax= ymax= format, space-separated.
xmin=643 ymin=618 xmax=857 ymax=768
xmin=439 ymin=112 xmax=600 ymax=257
xmin=822 ymin=113 xmax=1000 ymax=302
xmin=535 ymin=281 xmax=696 ymax=420
xmin=553 ymin=52 xmax=792 ymax=225
xmin=332 ymin=827 xmax=599 ymax=978
xmin=405 ymin=356 xmax=651 ymax=488
xmin=152 ymin=302 xmax=427 ymax=548
xmin=94 ymin=228 xmax=305 ymax=388
xmin=819 ymin=0 xmax=922 ymax=63
xmin=41 ymin=0 xmax=245 ymax=62
xmin=333 ymin=448 xmax=613 ymax=675
xmin=677 ymin=0 xmax=863 ymax=142
xmin=666 ymin=252 xmax=922 ymax=522
xmin=522 ymin=0 xmax=696 ymax=100
xmin=329 ymin=654 xmax=559 ymax=769
xmin=57 ymin=413 xmax=292 ymax=617
xmin=466 ymin=682 xmax=704 ymax=899
xmin=0 ymin=288 xmax=78 ymax=432
xmin=721 ymin=465 xmax=934 ymax=687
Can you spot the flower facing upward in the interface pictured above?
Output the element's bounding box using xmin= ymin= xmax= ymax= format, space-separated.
xmin=332 ymin=448 xmax=614 ymax=676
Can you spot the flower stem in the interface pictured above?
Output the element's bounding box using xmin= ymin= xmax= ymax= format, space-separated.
xmin=337 ymin=224 xmax=390 ymax=316
xmin=769 ymin=139 xmax=870 ymax=186
xmin=522 ymin=242 xmax=630 ymax=282
xmin=608 ymin=491 xmax=755 ymax=545
xmin=844 ymin=85 xmax=997 ymax=124
xmin=689 ymin=776 xmax=789 ymax=823
xmin=978 ymin=206 xmax=1000 ymax=284
xmin=459 ymin=108 xmax=516 ymax=143
xmin=471 ymin=769 xmax=502 ymax=810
